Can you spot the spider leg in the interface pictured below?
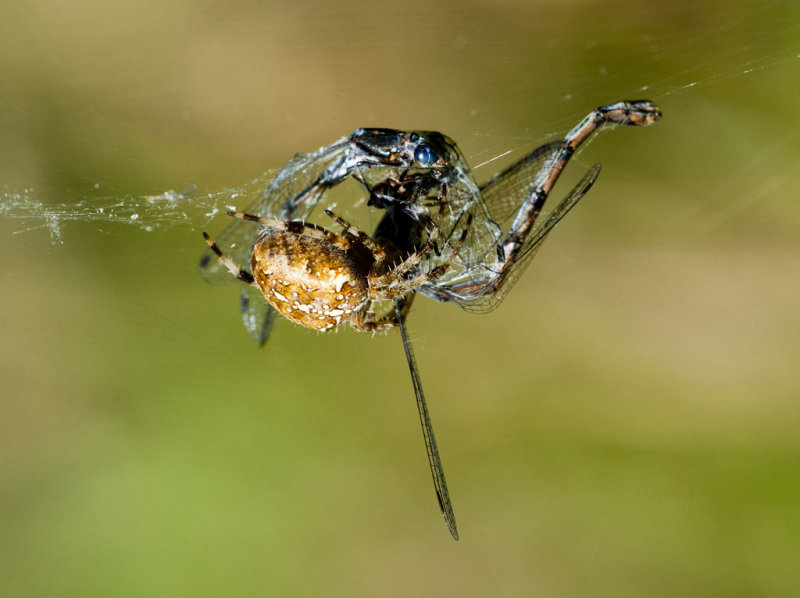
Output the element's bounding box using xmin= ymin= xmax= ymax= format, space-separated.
xmin=369 ymin=210 xmax=473 ymax=301
xmin=322 ymin=208 xmax=386 ymax=262
xmin=228 ymin=210 xmax=364 ymax=257
xmin=224 ymin=210 xmax=274 ymax=224
xmin=225 ymin=211 xmax=330 ymax=236
xmin=350 ymin=293 xmax=415 ymax=333
xmin=202 ymin=232 xmax=256 ymax=285
xmin=425 ymin=213 xmax=473 ymax=279
xmin=366 ymin=184 xmax=448 ymax=292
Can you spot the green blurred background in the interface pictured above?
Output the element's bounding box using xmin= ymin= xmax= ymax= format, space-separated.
xmin=2 ymin=0 xmax=799 ymax=596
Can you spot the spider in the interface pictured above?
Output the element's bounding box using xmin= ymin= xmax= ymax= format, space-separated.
xmin=203 ymin=186 xmax=472 ymax=334
xmin=201 ymin=100 xmax=662 ymax=540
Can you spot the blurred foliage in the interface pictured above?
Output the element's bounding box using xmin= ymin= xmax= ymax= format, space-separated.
xmin=1 ymin=0 xmax=799 ymax=596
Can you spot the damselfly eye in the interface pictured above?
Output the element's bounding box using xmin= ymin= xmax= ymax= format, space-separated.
xmin=414 ymin=143 xmax=437 ymax=167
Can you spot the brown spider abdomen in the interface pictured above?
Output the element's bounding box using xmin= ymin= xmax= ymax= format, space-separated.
xmin=251 ymin=226 xmax=370 ymax=331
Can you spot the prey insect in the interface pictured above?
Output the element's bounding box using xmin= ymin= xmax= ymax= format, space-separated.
xmin=200 ymin=100 xmax=661 ymax=539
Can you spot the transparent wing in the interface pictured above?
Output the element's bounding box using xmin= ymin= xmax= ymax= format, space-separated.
xmin=453 ymin=163 xmax=602 ymax=313
xmin=239 ymin=284 xmax=278 ymax=345
xmin=395 ymin=298 xmax=458 ymax=540
xmin=518 ymin=164 xmax=601 ymax=261
xmin=417 ymin=143 xmax=563 ymax=300
xmin=478 ymin=140 xmax=563 ymax=226
xmin=199 ymin=138 xmax=352 ymax=343
xmin=199 ymin=138 xmax=351 ymax=286
xmin=442 ymin=168 xmax=503 ymax=274
xmin=412 ymin=166 xmax=503 ymax=294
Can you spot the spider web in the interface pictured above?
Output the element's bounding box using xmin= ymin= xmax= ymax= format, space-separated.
xmin=0 ymin=4 xmax=797 ymax=247
xmin=2 ymin=1 xmax=800 ymax=592
xmin=0 ymin=178 xmax=272 ymax=244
